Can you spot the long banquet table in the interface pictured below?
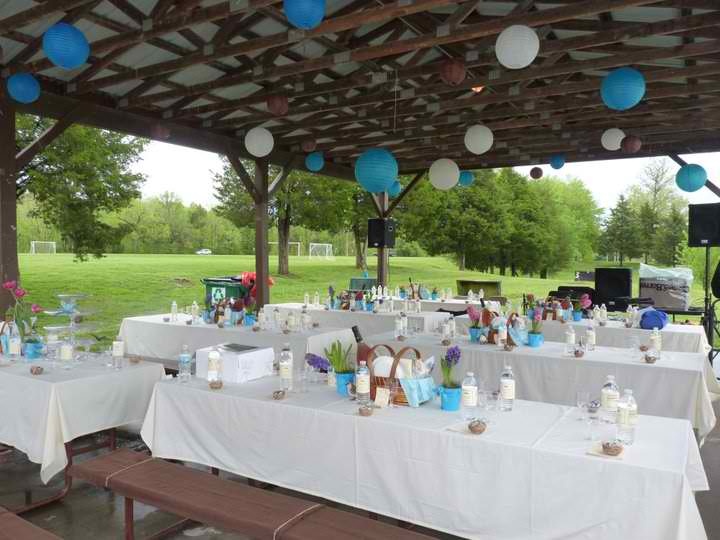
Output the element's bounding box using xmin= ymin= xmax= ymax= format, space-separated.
xmin=119 ymin=313 xmax=347 ymax=364
xmin=264 ymin=302 xmax=451 ymax=337
xmin=141 ymin=376 xmax=708 ymax=540
xmin=455 ymin=315 xmax=711 ymax=354
xmin=367 ymin=331 xmax=718 ymax=439
xmin=0 ymin=356 xmax=164 ymax=482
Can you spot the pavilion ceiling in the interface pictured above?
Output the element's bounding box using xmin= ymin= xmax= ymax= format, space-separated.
xmin=1 ymin=0 xmax=720 ymax=176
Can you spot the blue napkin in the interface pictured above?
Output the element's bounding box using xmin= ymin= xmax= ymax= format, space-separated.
xmin=640 ymin=308 xmax=668 ymax=330
xmin=399 ymin=378 xmax=436 ymax=407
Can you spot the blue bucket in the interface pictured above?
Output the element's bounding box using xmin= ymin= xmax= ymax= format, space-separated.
xmin=23 ymin=341 xmax=43 ymax=360
xmin=527 ymin=333 xmax=544 ymax=347
xmin=365 ymin=302 xmax=373 ymax=312
xmin=572 ymin=311 xmax=583 ymax=322
xmin=244 ymin=314 xmax=256 ymax=326
xmin=440 ymin=386 xmax=462 ymax=411
xmin=469 ymin=327 xmax=482 ymax=343
xmin=335 ymin=372 xmax=355 ymax=396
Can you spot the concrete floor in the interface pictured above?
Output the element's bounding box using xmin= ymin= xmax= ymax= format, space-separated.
xmin=2 ymin=404 xmax=720 ymax=540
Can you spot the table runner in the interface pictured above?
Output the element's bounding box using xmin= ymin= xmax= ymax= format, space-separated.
xmin=366 ymin=332 xmax=717 ymax=439
xmin=0 ymin=356 xmax=163 ymax=482
xmin=141 ymin=376 xmax=707 ymax=539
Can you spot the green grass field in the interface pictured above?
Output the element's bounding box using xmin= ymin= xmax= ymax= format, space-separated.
xmin=17 ymin=254 xmax=706 ymax=345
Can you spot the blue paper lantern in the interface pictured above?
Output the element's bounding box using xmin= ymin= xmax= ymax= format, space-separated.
xmin=458 ymin=171 xmax=475 ymax=187
xmin=305 ymin=151 xmax=324 ymax=172
xmin=284 ymin=0 xmax=325 ymax=30
xmin=601 ymin=67 xmax=646 ymax=111
xmin=43 ymin=23 xmax=90 ymax=70
xmin=549 ymin=154 xmax=565 ymax=170
xmin=6 ymin=73 xmax=40 ymax=104
xmin=388 ymin=181 xmax=402 ymax=197
xmin=676 ymin=164 xmax=707 ymax=193
xmin=355 ymin=148 xmax=398 ymax=193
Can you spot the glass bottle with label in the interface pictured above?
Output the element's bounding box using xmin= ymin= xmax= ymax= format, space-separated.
xmin=356 ymin=360 xmax=370 ymax=405
xmin=616 ymin=388 xmax=638 ymax=445
xmin=461 ymin=372 xmax=478 ymax=420
xmin=600 ymin=375 xmax=620 ymax=423
xmin=279 ymin=343 xmax=293 ymax=392
xmin=178 ymin=345 xmax=192 ymax=382
xmin=499 ymin=365 xmax=515 ymax=411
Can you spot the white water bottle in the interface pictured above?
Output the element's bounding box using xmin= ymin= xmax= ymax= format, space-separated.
xmin=565 ymin=325 xmax=576 ymax=355
xmin=170 ymin=300 xmax=178 ymax=322
xmin=499 ymin=365 xmax=515 ymax=412
xmin=303 ymin=292 xmax=310 ymax=306
xmin=601 ymin=375 xmax=620 ymax=422
xmin=313 ymin=291 xmax=320 ymax=307
xmin=279 ymin=343 xmax=293 ymax=392
xmin=191 ymin=301 xmax=199 ymax=323
xmin=178 ymin=345 xmax=192 ymax=382
xmin=356 ymin=361 xmax=370 ymax=405
xmin=650 ymin=327 xmax=662 ymax=352
xmin=617 ymin=389 xmax=637 ymax=445
xmin=461 ymin=372 xmax=478 ymax=420
xmin=585 ymin=324 xmax=596 ymax=351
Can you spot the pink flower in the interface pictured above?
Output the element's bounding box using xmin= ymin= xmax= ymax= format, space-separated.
xmin=467 ymin=304 xmax=481 ymax=323
xmin=580 ymin=294 xmax=592 ymax=309
xmin=533 ymin=311 xmax=542 ymax=322
xmin=31 ymin=304 xmax=43 ymax=314
xmin=2 ymin=280 xmax=16 ymax=290
xmin=14 ymin=288 xmax=27 ymax=298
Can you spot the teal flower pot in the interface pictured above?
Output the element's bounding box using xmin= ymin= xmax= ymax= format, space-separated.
xmin=365 ymin=302 xmax=373 ymax=312
xmin=355 ymin=300 xmax=364 ymax=310
xmin=572 ymin=310 xmax=583 ymax=322
xmin=400 ymin=291 xmax=407 ymax=299
xmin=431 ymin=292 xmax=438 ymax=301
xmin=23 ymin=341 xmax=43 ymax=360
xmin=527 ymin=333 xmax=544 ymax=347
xmin=469 ymin=327 xmax=482 ymax=343
xmin=335 ymin=372 xmax=355 ymax=396
xmin=244 ymin=314 xmax=256 ymax=326
xmin=440 ymin=386 xmax=462 ymax=411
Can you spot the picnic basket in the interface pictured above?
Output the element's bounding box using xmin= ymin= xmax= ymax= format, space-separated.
xmin=366 ymin=344 xmax=423 ymax=406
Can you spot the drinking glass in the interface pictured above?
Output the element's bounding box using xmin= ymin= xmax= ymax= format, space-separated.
xmin=576 ymin=391 xmax=590 ymax=421
xmin=627 ymin=336 xmax=641 ymax=360
xmin=388 ymin=379 xmax=400 ymax=408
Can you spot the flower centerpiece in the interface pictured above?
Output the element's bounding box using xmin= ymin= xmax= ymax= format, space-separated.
xmin=364 ymin=290 xmax=373 ymax=312
xmin=527 ymin=309 xmax=544 ymax=347
xmin=525 ymin=294 xmax=536 ymax=318
xmin=439 ymin=345 xmax=462 ymax=411
xmin=354 ymin=290 xmax=364 ymax=311
xmin=324 ymin=340 xmax=354 ymax=396
xmin=305 ymin=352 xmax=331 ymax=383
xmin=2 ymin=281 xmax=43 ymax=359
xmin=466 ymin=305 xmax=486 ymax=343
xmin=572 ymin=300 xmax=583 ymax=322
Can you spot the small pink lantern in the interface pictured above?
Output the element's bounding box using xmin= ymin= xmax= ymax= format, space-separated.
xmin=301 ymin=139 xmax=317 ymax=153
xmin=530 ymin=167 xmax=543 ymax=179
xmin=621 ymin=135 xmax=642 ymax=154
xmin=439 ymin=58 xmax=466 ymax=86
xmin=267 ymin=94 xmax=289 ymax=116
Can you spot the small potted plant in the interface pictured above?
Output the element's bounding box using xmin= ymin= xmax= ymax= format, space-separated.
xmin=572 ymin=301 xmax=583 ymax=322
xmin=527 ymin=310 xmax=544 ymax=347
xmin=525 ymin=294 xmax=536 ymax=319
xmin=305 ymin=352 xmax=331 ymax=384
xmin=364 ymin=291 xmax=373 ymax=312
xmin=399 ymin=286 xmax=407 ymax=300
xmin=354 ymin=290 xmax=364 ymax=311
xmin=466 ymin=305 xmax=484 ymax=343
xmin=431 ymin=287 xmax=438 ymax=301
xmin=3 ymin=282 xmax=43 ymax=360
xmin=439 ymin=345 xmax=462 ymax=411
xmin=324 ymin=340 xmax=354 ymax=396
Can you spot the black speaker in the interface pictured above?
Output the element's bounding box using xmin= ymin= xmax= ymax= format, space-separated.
xmin=368 ymin=218 xmax=395 ymax=248
xmin=595 ymin=268 xmax=632 ymax=310
xmin=689 ymin=203 xmax=720 ymax=247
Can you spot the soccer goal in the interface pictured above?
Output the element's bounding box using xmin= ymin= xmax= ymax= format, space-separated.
xmin=269 ymin=241 xmax=302 ymax=256
xmin=308 ymin=243 xmax=334 ymax=260
xmin=30 ymin=241 xmax=57 ymax=254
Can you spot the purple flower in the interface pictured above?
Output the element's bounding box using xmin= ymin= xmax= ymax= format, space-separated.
xmin=445 ymin=345 xmax=461 ymax=366
xmin=305 ymin=353 xmax=330 ymax=372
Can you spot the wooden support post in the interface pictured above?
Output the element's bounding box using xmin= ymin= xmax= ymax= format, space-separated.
xmin=376 ymin=192 xmax=389 ymax=287
xmin=0 ymin=91 xmax=18 ymax=312
xmin=254 ymin=160 xmax=270 ymax=307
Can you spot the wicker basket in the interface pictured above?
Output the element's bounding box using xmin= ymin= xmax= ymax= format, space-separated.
xmin=366 ymin=344 xmax=422 ymax=406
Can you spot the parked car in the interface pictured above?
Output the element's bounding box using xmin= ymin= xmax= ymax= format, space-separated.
xmin=195 ymin=248 xmax=212 ymax=255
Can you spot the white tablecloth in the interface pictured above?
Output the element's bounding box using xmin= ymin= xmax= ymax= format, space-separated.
xmin=264 ymin=303 xmax=451 ymax=337
xmin=0 ymin=356 xmax=164 ymax=483
xmin=366 ymin=332 xmax=718 ymax=439
xmin=119 ymin=313 xmax=347 ymax=364
xmin=141 ymin=377 xmax=708 ymax=540
xmin=456 ymin=316 xmax=711 ymax=354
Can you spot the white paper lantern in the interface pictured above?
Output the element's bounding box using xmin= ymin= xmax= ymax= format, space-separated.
xmin=495 ymin=25 xmax=539 ymax=70
xmin=429 ymin=158 xmax=460 ymax=190
xmin=244 ymin=126 xmax=274 ymax=157
xmin=601 ymin=128 xmax=625 ymax=151
xmin=464 ymin=124 xmax=494 ymax=155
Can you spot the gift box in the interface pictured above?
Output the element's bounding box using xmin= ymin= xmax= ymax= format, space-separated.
xmin=196 ymin=344 xmax=274 ymax=383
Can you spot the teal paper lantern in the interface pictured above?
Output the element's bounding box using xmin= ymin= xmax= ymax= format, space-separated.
xmin=43 ymin=23 xmax=90 ymax=70
xmin=676 ymin=164 xmax=707 ymax=193
xmin=6 ymin=73 xmax=40 ymax=104
xmin=305 ymin=151 xmax=324 ymax=172
xmin=550 ymin=154 xmax=565 ymax=170
xmin=388 ymin=181 xmax=402 ymax=197
xmin=458 ymin=171 xmax=475 ymax=187
xmin=283 ymin=0 xmax=325 ymax=30
xmin=355 ymin=148 xmax=397 ymax=193
xmin=601 ymin=67 xmax=645 ymax=111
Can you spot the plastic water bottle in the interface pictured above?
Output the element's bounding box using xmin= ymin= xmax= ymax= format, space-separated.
xmin=356 ymin=361 xmax=370 ymax=405
xmin=601 ymin=375 xmax=620 ymax=423
xmin=461 ymin=372 xmax=478 ymax=420
xmin=499 ymin=365 xmax=515 ymax=412
xmin=565 ymin=325 xmax=576 ymax=355
xmin=617 ymin=389 xmax=637 ymax=445
xmin=650 ymin=327 xmax=662 ymax=352
xmin=279 ymin=343 xmax=293 ymax=392
xmin=448 ymin=315 xmax=456 ymax=338
xmin=303 ymin=292 xmax=310 ymax=306
xmin=170 ymin=300 xmax=178 ymax=322
xmin=8 ymin=323 xmax=21 ymax=362
xmin=178 ymin=345 xmax=192 ymax=382
xmin=301 ymin=308 xmax=312 ymax=331
xmin=585 ymin=324 xmax=596 ymax=351
xmin=313 ymin=291 xmax=320 ymax=307
xmin=190 ymin=301 xmax=199 ymax=323
xmin=400 ymin=312 xmax=408 ymax=336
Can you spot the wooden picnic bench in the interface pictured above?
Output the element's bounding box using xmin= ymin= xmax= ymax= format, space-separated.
xmin=0 ymin=506 xmax=61 ymax=539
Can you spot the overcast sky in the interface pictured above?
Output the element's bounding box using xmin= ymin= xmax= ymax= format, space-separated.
xmin=134 ymin=141 xmax=720 ymax=212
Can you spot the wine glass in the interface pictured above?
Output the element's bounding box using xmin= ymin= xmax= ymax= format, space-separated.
xmin=576 ymin=391 xmax=589 ymax=421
